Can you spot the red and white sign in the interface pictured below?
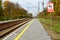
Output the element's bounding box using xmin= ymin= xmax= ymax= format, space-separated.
xmin=47 ymin=2 xmax=54 ymax=12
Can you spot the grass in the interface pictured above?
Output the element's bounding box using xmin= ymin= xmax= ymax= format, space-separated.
xmin=0 ymin=16 xmax=5 ymax=21
xmin=39 ymin=17 xmax=60 ymax=34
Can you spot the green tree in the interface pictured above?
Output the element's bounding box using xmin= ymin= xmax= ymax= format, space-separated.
xmin=51 ymin=0 xmax=60 ymax=16
xmin=0 ymin=0 xmax=4 ymax=16
xmin=0 ymin=0 xmax=4 ymax=21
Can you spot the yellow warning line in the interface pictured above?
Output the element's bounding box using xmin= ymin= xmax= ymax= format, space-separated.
xmin=14 ymin=20 xmax=34 ymax=40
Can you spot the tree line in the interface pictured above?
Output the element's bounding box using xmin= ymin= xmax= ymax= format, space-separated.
xmin=0 ymin=0 xmax=32 ymax=21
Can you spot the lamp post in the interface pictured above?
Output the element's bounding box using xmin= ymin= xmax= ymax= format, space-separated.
xmin=11 ymin=4 xmax=12 ymax=20
xmin=8 ymin=4 xmax=13 ymax=20
xmin=38 ymin=2 xmax=40 ymax=14
xmin=9 ymin=0 xmax=12 ymax=20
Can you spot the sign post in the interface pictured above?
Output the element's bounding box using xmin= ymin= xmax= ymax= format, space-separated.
xmin=47 ymin=2 xmax=54 ymax=29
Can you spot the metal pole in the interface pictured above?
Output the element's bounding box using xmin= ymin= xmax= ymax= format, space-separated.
xmin=42 ymin=0 xmax=45 ymax=22
xmin=42 ymin=1 xmax=44 ymax=13
xmin=43 ymin=2 xmax=44 ymax=16
xmin=9 ymin=0 xmax=12 ymax=20
xmin=38 ymin=2 xmax=40 ymax=13
xmin=11 ymin=4 xmax=12 ymax=20
xmin=16 ymin=3 xmax=19 ymax=19
xmin=50 ymin=12 xmax=52 ymax=29
xmin=42 ymin=0 xmax=44 ymax=14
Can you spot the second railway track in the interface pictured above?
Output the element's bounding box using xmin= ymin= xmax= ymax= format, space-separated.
xmin=0 ymin=18 xmax=32 ymax=39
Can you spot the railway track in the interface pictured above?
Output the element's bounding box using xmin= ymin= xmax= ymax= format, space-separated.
xmin=0 ymin=18 xmax=32 ymax=38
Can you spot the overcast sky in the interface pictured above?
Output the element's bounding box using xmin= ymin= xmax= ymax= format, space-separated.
xmin=3 ymin=0 xmax=49 ymax=16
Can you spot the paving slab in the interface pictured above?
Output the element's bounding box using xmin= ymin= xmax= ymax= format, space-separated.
xmin=19 ymin=19 xmax=52 ymax=40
